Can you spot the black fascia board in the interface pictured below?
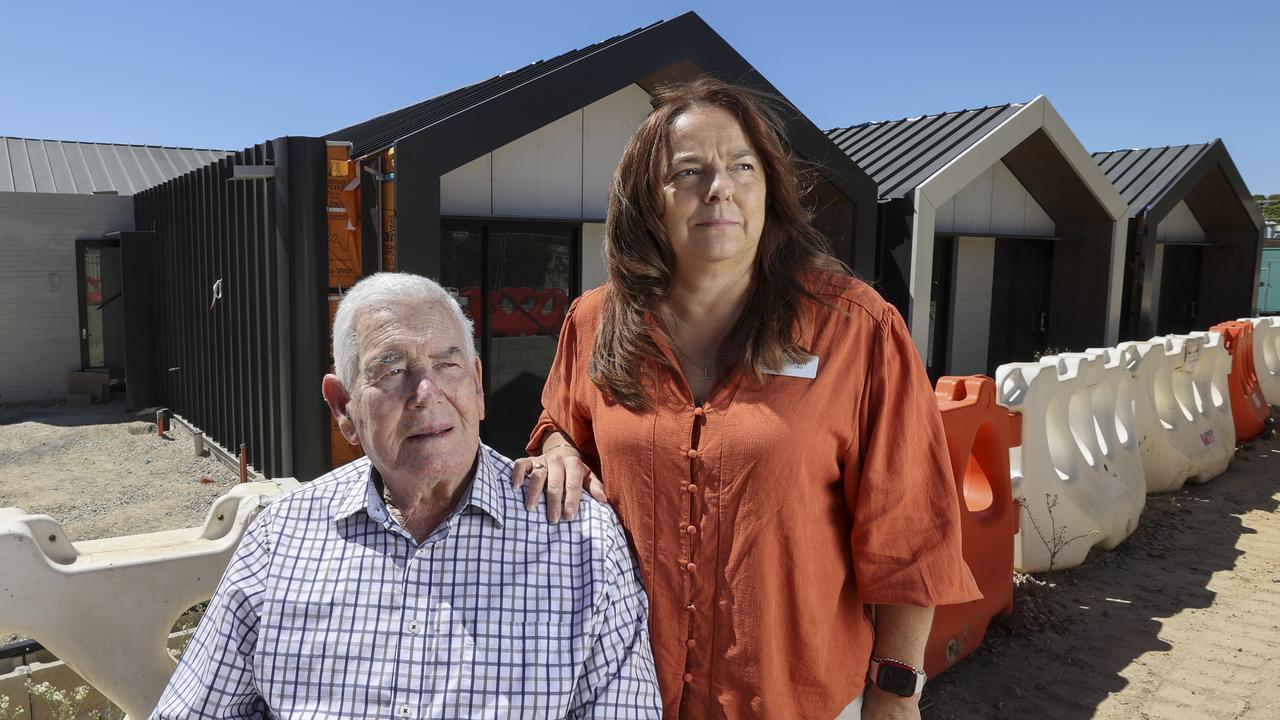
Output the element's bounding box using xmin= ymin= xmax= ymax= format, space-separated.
xmin=1144 ymin=140 xmax=1264 ymax=231
xmin=389 ymin=11 xmax=879 ymax=276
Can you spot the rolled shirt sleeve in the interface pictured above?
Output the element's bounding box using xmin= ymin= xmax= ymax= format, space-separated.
xmin=846 ymin=303 xmax=982 ymax=607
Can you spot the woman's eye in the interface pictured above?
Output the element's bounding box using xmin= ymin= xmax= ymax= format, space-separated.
xmin=733 ymin=162 xmax=754 ymax=171
xmin=673 ymin=168 xmax=698 ymax=179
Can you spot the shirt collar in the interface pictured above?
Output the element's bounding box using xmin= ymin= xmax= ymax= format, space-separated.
xmin=332 ymin=447 xmax=506 ymax=528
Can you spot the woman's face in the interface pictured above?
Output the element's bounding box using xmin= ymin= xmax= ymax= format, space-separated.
xmin=659 ymin=106 xmax=767 ymax=275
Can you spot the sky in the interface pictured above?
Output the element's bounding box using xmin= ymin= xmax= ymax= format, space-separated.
xmin=6 ymin=0 xmax=1278 ymax=193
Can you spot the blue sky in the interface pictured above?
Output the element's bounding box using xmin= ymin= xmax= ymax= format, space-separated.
xmin=7 ymin=0 xmax=1278 ymax=193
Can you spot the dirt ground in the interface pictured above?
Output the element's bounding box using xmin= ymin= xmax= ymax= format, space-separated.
xmin=0 ymin=396 xmax=241 ymax=541
xmin=922 ymin=417 xmax=1280 ymax=720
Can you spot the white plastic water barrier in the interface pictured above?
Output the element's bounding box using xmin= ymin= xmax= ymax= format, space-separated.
xmin=1117 ymin=334 xmax=1233 ymax=492
xmin=1181 ymin=331 xmax=1238 ymax=460
xmin=1241 ymin=316 xmax=1280 ymax=405
xmin=997 ymin=353 xmax=1147 ymax=573
xmin=0 ymin=479 xmax=297 ymax=719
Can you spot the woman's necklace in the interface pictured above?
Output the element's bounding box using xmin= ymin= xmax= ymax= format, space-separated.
xmin=662 ymin=308 xmax=715 ymax=383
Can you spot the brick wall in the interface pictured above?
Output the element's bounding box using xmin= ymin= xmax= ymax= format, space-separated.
xmin=0 ymin=192 xmax=134 ymax=403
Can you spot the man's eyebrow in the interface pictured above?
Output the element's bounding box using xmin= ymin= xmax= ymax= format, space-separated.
xmin=431 ymin=347 xmax=464 ymax=361
xmin=363 ymin=351 xmax=405 ymax=376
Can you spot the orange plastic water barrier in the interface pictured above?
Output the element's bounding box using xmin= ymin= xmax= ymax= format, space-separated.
xmin=1210 ymin=321 xmax=1269 ymax=442
xmin=924 ymin=375 xmax=1021 ymax=678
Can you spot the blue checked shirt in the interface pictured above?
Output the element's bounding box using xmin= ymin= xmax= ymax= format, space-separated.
xmin=152 ymin=445 xmax=661 ymax=719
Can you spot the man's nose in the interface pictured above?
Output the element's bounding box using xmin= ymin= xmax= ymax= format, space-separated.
xmin=412 ymin=374 xmax=445 ymax=406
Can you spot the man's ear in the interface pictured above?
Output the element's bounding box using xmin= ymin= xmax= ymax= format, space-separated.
xmin=322 ymin=374 xmax=361 ymax=445
xmin=473 ymin=355 xmax=486 ymax=422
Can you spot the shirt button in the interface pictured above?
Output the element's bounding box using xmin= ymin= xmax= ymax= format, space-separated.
xmin=686 ymin=562 xmax=697 ymax=572
xmin=686 ymin=449 xmax=698 ymax=459
xmin=686 ymin=638 xmax=697 ymax=648
xmin=408 ymin=620 xmax=421 ymax=635
xmin=685 ymin=524 xmax=697 ymax=535
xmin=686 ymin=484 xmax=698 ymax=494
xmin=693 ymin=407 xmax=705 ymax=417
xmin=683 ymin=672 xmax=694 ymax=683
xmin=398 ymin=704 xmax=411 ymax=717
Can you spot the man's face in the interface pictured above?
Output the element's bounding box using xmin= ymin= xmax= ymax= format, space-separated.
xmin=326 ymin=299 xmax=484 ymax=487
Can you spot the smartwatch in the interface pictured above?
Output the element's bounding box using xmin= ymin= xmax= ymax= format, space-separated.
xmin=868 ymin=656 xmax=927 ymax=697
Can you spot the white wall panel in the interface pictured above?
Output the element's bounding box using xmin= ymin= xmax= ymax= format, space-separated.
xmin=949 ymin=236 xmax=996 ymax=375
xmin=443 ymin=84 xmax=652 ymax=221
xmin=440 ymin=154 xmax=491 ymax=215
xmin=492 ymin=111 xmax=583 ymax=218
xmin=935 ymin=195 xmax=956 ymax=234
xmin=941 ymin=160 xmax=1055 ymax=237
xmin=581 ymin=222 xmax=607 ymax=292
xmin=990 ymin=162 xmax=1025 ymax=235
xmin=953 ymin=166 xmax=994 ymax=233
xmin=583 ymin=85 xmax=652 ymax=219
xmin=1024 ymin=190 xmax=1055 ymax=236
xmin=1157 ymin=200 xmax=1206 ymax=244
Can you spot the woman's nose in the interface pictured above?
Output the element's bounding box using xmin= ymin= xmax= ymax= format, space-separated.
xmin=704 ymin=167 xmax=733 ymax=203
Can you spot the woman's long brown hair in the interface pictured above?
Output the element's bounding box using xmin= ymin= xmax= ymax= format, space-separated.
xmin=590 ymin=77 xmax=850 ymax=410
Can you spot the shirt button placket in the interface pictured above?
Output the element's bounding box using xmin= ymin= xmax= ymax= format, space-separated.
xmin=683 ymin=404 xmax=707 ymax=687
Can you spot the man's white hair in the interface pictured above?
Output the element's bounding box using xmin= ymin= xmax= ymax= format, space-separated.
xmin=331 ymin=272 xmax=476 ymax=391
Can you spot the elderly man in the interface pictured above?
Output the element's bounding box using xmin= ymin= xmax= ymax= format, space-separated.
xmin=153 ymin=273 xmax=661 ymax=719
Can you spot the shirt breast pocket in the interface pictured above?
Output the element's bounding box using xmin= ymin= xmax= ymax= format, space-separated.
xmin=455 ymin=619 xmax=579 ymax=716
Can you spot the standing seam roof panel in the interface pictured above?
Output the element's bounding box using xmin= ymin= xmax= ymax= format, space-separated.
xmin=0 ymin=138 xmax=232 ymax=195
xmin=8 ymin=139 xmax=36 ymax=193
xmin=44 ymin=140 xmax=78 ymax=194
xmin=828 ymin=104 xmax=1022 ymax=199
xmin=27 ymin=140 xmax=58 ymax=193
xmin=0 ymin=139 xmax=14 ymax=192
xmin=1092 ymin=144 xmax=1209 ymax=214
xmin=63 ymin=144 xmax=96 ymax=193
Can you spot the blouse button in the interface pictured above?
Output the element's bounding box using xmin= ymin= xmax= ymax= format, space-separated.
xmin=686 ymin=638 xmax=697 ymax=648
xmin=693 ymin=406 xmax=705 ymax=417
xmin=685 ymin=524 xmax=697 ymax=535
xmin=686 ymin=484 xmax=698 ymax=494
xmin=686 ymin=603 xmax=696 ymax=612
xmin=683 ymin=672 xmax=694 ymax=683
xmin=686 ymin=562 xmax=697 ymax=572
xmin=686 ymin=449 xmax=698 ymax=459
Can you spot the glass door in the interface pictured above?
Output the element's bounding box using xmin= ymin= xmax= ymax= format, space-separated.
xmin=441 ymin=220 xmax=578 ymax=458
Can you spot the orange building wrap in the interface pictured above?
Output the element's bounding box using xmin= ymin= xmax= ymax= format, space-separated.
xmin=326 ymin=143 xmax=360 ymax=288
xmin=1210 ymin=321 xmax=1269 ymax=442
xmin=924 ymin=375 xmax=1021 ymax=678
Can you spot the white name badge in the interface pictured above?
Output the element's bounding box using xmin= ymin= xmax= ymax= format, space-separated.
xmin=765 ymin=354 xmax=819 ymax=379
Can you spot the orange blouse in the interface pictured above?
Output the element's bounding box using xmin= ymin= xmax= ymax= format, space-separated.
xmin=529 ymin=274 xmax=980 ymax=719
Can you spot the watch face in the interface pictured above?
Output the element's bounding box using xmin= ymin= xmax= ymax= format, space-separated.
xmin=877 ymin=664 xmax=919 ymax=697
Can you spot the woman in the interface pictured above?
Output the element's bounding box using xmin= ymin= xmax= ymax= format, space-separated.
xmin=514 ymin=78 xmax=979 ymax=720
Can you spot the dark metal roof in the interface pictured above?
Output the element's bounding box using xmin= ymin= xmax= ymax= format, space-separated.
xmin=327 ymin=21 xmax=658 ymax=158
xmin=0 ymin=137 xmax=229 ymax=195
xmin=826 ymin=103 xmax=1024 ymax=199
xmin=1091 ymin=144 xmax=1210 ymax=215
